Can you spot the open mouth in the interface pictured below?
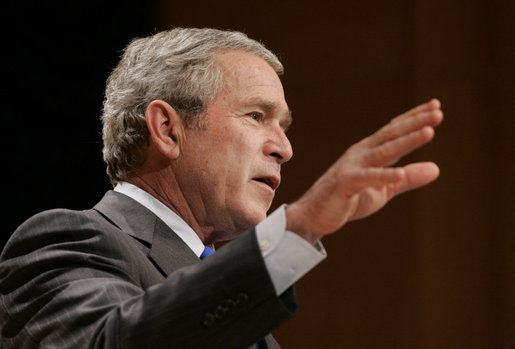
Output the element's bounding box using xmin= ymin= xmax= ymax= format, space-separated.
xmin=252 ymin=176 xmax=280 ymax=191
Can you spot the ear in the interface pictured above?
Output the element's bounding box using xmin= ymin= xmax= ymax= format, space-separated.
xmin=145 ymin=100 xmax=184 ymax=160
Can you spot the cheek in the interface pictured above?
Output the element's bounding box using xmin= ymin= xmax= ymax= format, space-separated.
xmin=215 ymin=131 xmax=259 ymax=171
xmin=191 ymin=124 xmax=264 ymax=191
xmin=220 ymin=155 xmax=257 ymax=201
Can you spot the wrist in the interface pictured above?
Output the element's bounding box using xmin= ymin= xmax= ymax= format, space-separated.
xmin=285 ymin=203 xmax=320 ymax=245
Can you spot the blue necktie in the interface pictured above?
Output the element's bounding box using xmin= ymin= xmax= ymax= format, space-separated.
xmin=200 ymin=246 xmax=215 ymax=259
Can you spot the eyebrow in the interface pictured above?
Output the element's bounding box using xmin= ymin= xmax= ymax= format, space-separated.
xmin=246 ymin=98 xmax=293 ymax=131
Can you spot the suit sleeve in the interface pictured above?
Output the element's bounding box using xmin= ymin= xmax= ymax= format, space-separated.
xmin=0 ymin=209 xmax=297 ymax=349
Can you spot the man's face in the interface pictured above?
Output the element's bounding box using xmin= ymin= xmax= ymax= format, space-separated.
xmin=174 ymin=50 xmax=293 ymax=241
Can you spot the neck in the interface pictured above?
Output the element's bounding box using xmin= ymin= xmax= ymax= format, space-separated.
xmin=126 ymin=170 xmax=216 ymax=244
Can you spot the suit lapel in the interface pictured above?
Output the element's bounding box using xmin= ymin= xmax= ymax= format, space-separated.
xmin=94 ymin=190 xmax=199 ymax=277
xmin=148 ymin=218 xmax=199 ymax=275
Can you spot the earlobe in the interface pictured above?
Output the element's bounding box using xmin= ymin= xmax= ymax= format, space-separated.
xmin=145 ymin=100 xmax=183 ymax=160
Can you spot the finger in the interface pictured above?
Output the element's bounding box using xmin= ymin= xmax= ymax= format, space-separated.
xmin=362 ymin=126 xmax=435 ymax=167
xmin=364 ymin=108 xmax=442 ymax=148
xmin=387 ymin=162 xmax=440 ymax=198
xmin=338 ymin=167 xmax=405 ymax=197
xmin=391 ymin=99 xmax=441 ymax=123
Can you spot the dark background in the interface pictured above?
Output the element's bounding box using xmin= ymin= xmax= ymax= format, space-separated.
xmin=4 ymin=1 xmax=514 ymax=348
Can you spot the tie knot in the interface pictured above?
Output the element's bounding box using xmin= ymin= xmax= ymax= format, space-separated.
xmin=200 ymin=246 xmax=215 ymax=260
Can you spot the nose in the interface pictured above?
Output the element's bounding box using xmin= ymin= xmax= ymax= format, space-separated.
xmin=265 ymin=125 xmax=293 ymax=164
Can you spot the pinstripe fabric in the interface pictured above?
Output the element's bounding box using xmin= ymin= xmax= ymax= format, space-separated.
xmin=0 ymin=191 xmax=295 ymax=348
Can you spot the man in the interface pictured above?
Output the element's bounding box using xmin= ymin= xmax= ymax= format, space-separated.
xmin=0 ymin=28 xmax=443 ymax=348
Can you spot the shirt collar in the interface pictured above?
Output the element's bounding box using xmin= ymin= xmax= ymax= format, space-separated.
xmin=114 ymin=182 xmax=206 ymax=257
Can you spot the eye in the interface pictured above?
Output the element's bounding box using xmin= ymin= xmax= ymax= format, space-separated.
xmin=247 ymin=112 xmax=263 ymax=122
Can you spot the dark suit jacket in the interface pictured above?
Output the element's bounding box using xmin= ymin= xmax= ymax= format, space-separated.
xmin=0 ymin=191 xmax=298 ymax=348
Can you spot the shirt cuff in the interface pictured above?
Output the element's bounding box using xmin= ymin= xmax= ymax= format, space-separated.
xmin=255 ymin=204 xmax=327 ymax=295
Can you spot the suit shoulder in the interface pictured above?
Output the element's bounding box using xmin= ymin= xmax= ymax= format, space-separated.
xmin=1 ymin=208 xmax=119 ymax=260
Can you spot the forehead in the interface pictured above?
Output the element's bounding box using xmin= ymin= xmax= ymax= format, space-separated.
xmin=215 ymin=50 xmax=292 ymax=127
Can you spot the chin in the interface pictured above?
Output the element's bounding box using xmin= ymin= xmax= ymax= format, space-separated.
xmin=245 ymin=202 xmax=269 ymax=224
xmin=231 ymin=204 xmax=267 ymax=232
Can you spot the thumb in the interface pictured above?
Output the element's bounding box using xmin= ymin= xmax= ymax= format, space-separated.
xmin=390 ymin=162 xmax=440 ymax=197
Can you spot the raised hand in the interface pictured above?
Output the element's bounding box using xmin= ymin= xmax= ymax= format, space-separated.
xmin=286 ymin=99 xmax=444 ymax=243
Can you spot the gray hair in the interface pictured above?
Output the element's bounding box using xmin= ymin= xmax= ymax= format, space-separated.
xmin=101 ymin=27 xmax=283 ymax=185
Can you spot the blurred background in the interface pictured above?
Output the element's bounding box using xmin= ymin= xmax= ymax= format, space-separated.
xmin=4 ymin=0 xmax=514 ymax=348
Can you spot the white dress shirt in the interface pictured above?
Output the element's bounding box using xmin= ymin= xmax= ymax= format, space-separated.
xmin=114 ymin=182 xmax=326 ymax=295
